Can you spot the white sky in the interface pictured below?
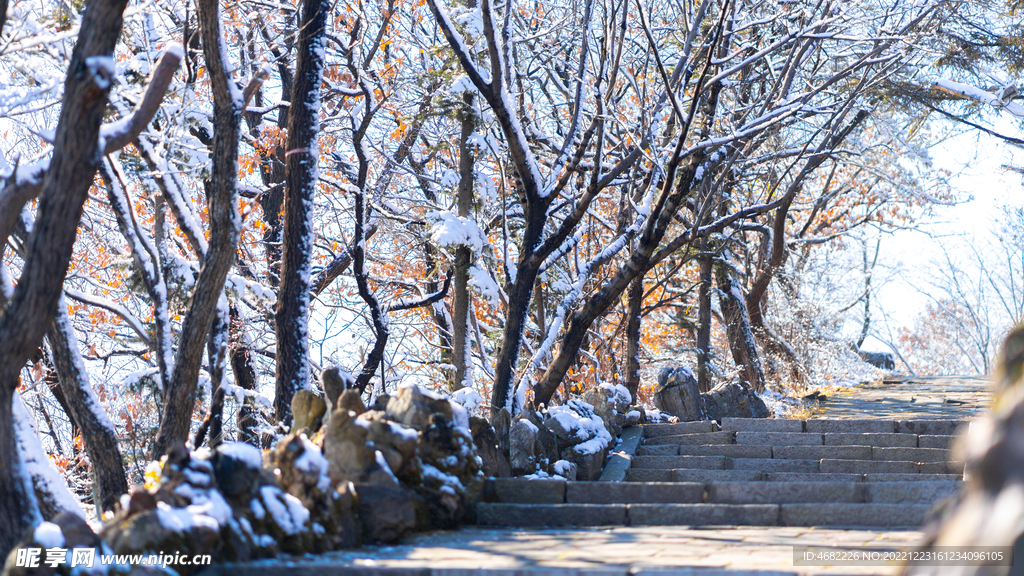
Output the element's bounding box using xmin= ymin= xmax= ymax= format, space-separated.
xmin=862 ymin=114 xmax=1024 ymax=352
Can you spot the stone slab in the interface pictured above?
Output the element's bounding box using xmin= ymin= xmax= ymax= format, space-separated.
xmin=819 ymin=459 xmax=917 ymax=474
xmin=567 ymin=482 xmax=704 ymax=504
xmin=736 ymin=432 xmax=822 ymax=445
xmin=730 ymin=458 xmax=819 ymax=473
xmin=624 ymin=469 xmax=672 ymax=482
xmin=676 ymin=444 xmax=773 ymax=458
xmin=475 ymin=503 xmax=627 ymax=527
xmin=823 ymin=433 xmax=918 ymax=447
xmin=763 ymin=473 xmax=864 ymax=483
xmin=772 ymin=445 xmax=871 ymax=460
xmin=599 ymin=426 xmax=644 ymax=482
xmin=628 ymin=503 xmax=780 ymax=526
xmin=642 ymin=431 xmax=735 ymax=445
xmin=721 ymin=418 xmax=803 ymax=432
xmin=672 ymin=469 xmax=764 ymax=483
xmin=637 ymin=445 xmax=678 ymax=456
xmin=642 ymin=421 xmax=719 ymax=437
xmin=896 ymin=420 xmax=968 ymax=436
xmin=872 ymin=447 xmax=949 ymax=462
xmin=632 ymin=455 xmax=727 ymax=470
xmin=919 ymin=461 xmax=964 ymax=474
xmin=779 ymin=503 xmax=928 ymax=528
xmin=486 ymin=478 xmax=566 ymax=504
xmin=707 ymin=482 xmax=860 ymax=504
xmin=863 ymin=481 xmax=960 ymax=504
xmin=918 ymin=435 xmax=957 ymax=449
xmin=805 ymin=419 xmax=896 ymax=434
xmin=865 ymin=473 xmax=962 ymax=482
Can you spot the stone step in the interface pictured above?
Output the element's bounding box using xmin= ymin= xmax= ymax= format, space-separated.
xmin=642 ymin=431 xmax=735 ymax=445
xmin=720 ymin=417 xmax=803 ymax=432
xmin=667 ymin=469 xmax=765 ymax=483
xmin=567 ymin=482 xmax=703 ymax=504
xmin=919 ymin=435 xmax=957 ymax=449
xmin=639 ymin=444 xmax=772 ymax=458
xmin=736 ymin=432 xmax=822 ymax=445
xmin=772 ymin=445 xmax=871 ymax=460
xmin=806 ymin=419 xmax=896 ymax=434
xmin=706 ymin=481 xmax=959 ymax=505
xmin=779 ymin=503 xmax=929 ymax=528
xmin=896 ymin=420 xmax=968 ymax=436
xmin=633 ymin=455 xmax=960 ymax=475
xmin=624 ymin=469 xmax=963 ymax=483
xmin=474 ymin=502 xmax=931 ymax=528
xmin=642 ymin=421 xmax=720 ymax=437
xmin=823 ymin=433 xmax=917 ymax=447
xmin=560 ymin=480 xmax=960 ymax=505
xmin=872 ymin=447 xmax=950 ymax=462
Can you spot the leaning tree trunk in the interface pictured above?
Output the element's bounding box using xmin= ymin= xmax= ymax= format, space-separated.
xmin=47 ymin=298 xmax=128 ymax=516
xmin=715 ymin=256 xmax=766 ymax=393
xmin=273 ymin=0 xmax=328 ymax=423
xmin=0 ymin=0 xmax=130 ymax=553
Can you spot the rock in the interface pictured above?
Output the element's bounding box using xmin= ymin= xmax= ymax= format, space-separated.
xmin=368 ymin=393 xmax=390 ymax=412
xmin=291 ymin=389 xmax=327 ymax=433
xmin=509 ymin=418 xmax=539 ymax=475
xmin=702 ymin=379 xmax=771 ymax=421
xmin=323 ymin=410 xmax=397 ymax=486
xmin=859 ymin=351 xmax=895 ymax=371
xmin=560 ymin=444 xmax=606 ymax=481
xmin=582 ymin=383 xmax=631 ymax=438
xmin=415 ymin=413 xmax=484 ymax=529
xmin=624 ymin=407 xmax=644 ymax=427
xmin=103 ymin=510 xmax=220 ymax=574
xmin=469 ymin=416 xmax=511 ymax=478
xmin=337 ymin=389 xmax=367 ymax=416
xmin=321 ymin=367 xmax=355 ymax=411
xmin=359 ymin=412 xmax=420 ymax=483
xmin=653 ymin=368 xmax=770 ymax=421
xmin=552 ymin=459 xmax=578 ymax=481
xmin=385 ymin=386 xmax=453 ymax=432
xmin=491 ymin=408 xmax=512 ymax=461
xmin=654 ymin=367 xmax=704 ymax=421
xmin=518 ymin=410 xmax=559 ymax=469
xmin=211 ymin=442 xmax=263 ymax=499
xmin=126 ymin=489 xmax=157 ymax=518
xmin=355 ymin=484 xmax=417 ymax=543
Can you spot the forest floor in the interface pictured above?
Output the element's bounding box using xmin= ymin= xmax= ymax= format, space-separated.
xmin=209 ymin=376 xmax=991 ymax=576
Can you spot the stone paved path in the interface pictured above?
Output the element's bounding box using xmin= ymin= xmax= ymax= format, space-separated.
xmin=813 ymin=376 xmax=990 ymax=420
xmin=224 ymin=526 xmax=923 ymax=575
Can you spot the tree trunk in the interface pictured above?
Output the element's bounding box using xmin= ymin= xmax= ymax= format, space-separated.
xmin=451 ymin=94 xmax=476 ymax=391
xmin=153 ymin=0 xmax=242 ymax=458
xmin=230 ymin=308 xmax=260 ymax=446
xmin=273 ymin=0 xmax=327 ymax=424
xmin=624 ymin=275 xmax=644 ymax=402
xmin=715 ymin=257 xmax=766 ymax=393
xmin=46 ymin=298 xmax=128 ymax=516
xmin=0 ymin=0 xmax=130 ymax=554
xmin=696 ymin=249 xmax=713 ymax=393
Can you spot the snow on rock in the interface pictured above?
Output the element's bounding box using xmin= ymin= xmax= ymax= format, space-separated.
xmin=216 ymin=442 xmax=263 ymax=471
xmin=450 ymin=387 xmax=483 ymax=414
xmin=34 ymin=521 xmax=65 ymax=548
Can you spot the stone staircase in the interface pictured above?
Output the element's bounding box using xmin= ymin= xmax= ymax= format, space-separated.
xmin=475 ymin=417 xmax=967 ymax=529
